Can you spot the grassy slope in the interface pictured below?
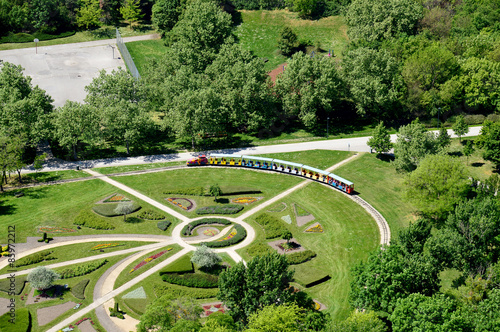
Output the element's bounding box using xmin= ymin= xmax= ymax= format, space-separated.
xmin=94 ymin=160 xmax=185 ymax=175
xmin=126 ymin=38 xmax=167 ymax=75
xmin=0 ymin=180 xmax=179 ymax=244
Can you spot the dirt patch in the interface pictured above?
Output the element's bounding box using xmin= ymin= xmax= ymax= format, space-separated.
xmin=267 ymin=238 xmax=307 ymax=255
xmin=0 ymin=297 xmax=10 ymax=316
xmin=268 ymin=63 xmax=287 ymax=83
xmin=78 ymin=319 xmax=97 ymax=332
xmin=294 ymin=204 xmax=316 ymax=227
xmin=37 ymin=301 xmax=76 ymax=326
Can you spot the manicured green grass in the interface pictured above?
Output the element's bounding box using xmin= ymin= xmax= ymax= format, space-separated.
xmin=3 ymin=170 xmax=90 ymax=189
xmin=111 ymin=168 xmax=303 ymax=218
xmin=94 ymin=160 xmax=185 ymax=175
xmin=0 ymin=179 xmax=179 ymax=244
xmin=239 ymin=182 xmax=379 ymax=320
xmin=126 ymin=38 xmax=167 ymax=74
xmin=448 ymin=137 xmax=496 ymax=181
xmin=335 ymin=153 xmax=415 ymax=235
xmin=235 ymin=10 xmax=348 ymax=71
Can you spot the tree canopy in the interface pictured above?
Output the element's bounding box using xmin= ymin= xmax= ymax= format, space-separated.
xmin=27 ymin=266 xmax=60 ymax=290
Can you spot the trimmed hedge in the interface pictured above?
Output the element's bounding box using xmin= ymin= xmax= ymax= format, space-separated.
xmin=161 ymin=273 xmax=219 ymax=288
xmin=153 ymin=283 xmax=218 ymax=299
xmin=182 ymin=218 xmax=232 ymax=236
xmin=255 ymin=213 xmax=288 ymax=239
xmin=0 ymin=31 xmax=75 ymax=43
xmin=71 ymin=279 xmax=90 ymax=300
xmin=92 ymin=202 xmax=141 ymax=217
xmin=196 ymin=205 xmax=243 ymax=215
xmin=0 ymin=276 xmax=26 ymax=295
xmin=0 ymin=307 xmax=30 ymax=332
xmin=286 ymin=250 xmax=317 ymax=265
xmin=15 ymin=250 xmax=55 ymax=267
xmin=74 ymin=211 xmax=115 ymax=230
xmin=246 ymin=243 xmax=273 ymax=257
xmin=164 ymin=187 xmax=206 ymax=196
xmin=137 ymin=209 xmax=166 ymax=220
xmin=58 ymin=259 xmax=108 ymax=279
xmin=157 ymin=220 xmax=172 ymax=231
xmin=160 ymin=255 xmax=194 ymax=274
xmin=202 ymin=224 xmax=247 ymax=248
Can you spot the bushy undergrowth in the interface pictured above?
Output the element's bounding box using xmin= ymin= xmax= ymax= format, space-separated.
xmin=71 ymin=279 xmax=90 ymax=299
xmin=58 ymin=259 xmax=108 ymax=279
xmin=246 ymin=242 xmax=273 ymax=257
xmin=15 ymin=250 xmax=55 ymax=267
xmin=286 ymin=250 xmax=317 ymax=265
xmin=74 ymin=211 xmax=115 ymax=230
xmin=161 ymin=273 xmax=219 ymax=288
xmin=182 ymin=218 xmax=232 ymax=236
xmin=137 ymin=209 xmax=166 ymax=220
xmin=164 ymin=187 xmax=206 ymax=196
xmin=196 ymin=205 xmax=243 ymax=215
xmin=255 ymin=213 xmax=288 ymax=239
xmin=157 ymin=220 xmax=172 ymax=231
xmin=202 ymin=224 xmax=247 ymax=248
xmin=153 ymin=283 xmax=218 ymax=299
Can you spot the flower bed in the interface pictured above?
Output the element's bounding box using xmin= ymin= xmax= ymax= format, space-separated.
xmin=305 ymin=223 xmax=324 ymax=233
xmin=103 ymin=194 xmax=130 ymax=203
xmin=182 ymin=218 xmax=232 ymax=236
xmin=130 ymin=248 xmax=173 ymax=273
xmin=90 ymin=243 xmax=121 ymax=251
xmin=37 ymin=226 xmax=76 ymax=233
xmin=232 ymin=197 xmax=258 ymax=204
xmin=166 ymin=197 xmax=194 ymax=211
xmin=203 ymin=229 xmax=218 ymax=236
xmin=218 ymin=229 xmax=237 ymax=242
xmin=202 ymin=224 xmax=247 ymax=248
xmin=202 ymin=303 xmax=225 ymax=316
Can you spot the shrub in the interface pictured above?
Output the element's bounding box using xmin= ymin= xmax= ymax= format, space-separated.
xmin=246 ymin=242 xmax=273 ymax=257
xmin=202 ymin=224 xmax=247 ymax=248
xmin=164 ymin=187 xmax=206 ymax=196
xmin=161 ymin=273 xmax=219 ymax=288
xmin=160 ymin=255 xmax=194 ymax=274
xmin=157 ymin=220 xmax=172 ymax=231
xmin=153 ymin=283 xmax=218 ymax=299
xmin=137 ymin=209 xmax=166 ymax=220
xmin=58 ymin=259 xmax=108 ymax=279
xmin=92 ymin=202 xmax=141 ymax=217
xmin=464 ymin=114 xmax=486 ymax=125
xmin=255 ymin=213 xmax=288 ymax=239
xmin=74 ymin=211 xmax=115 ymax=230
xmin=0 ymin=276 xmax=26 ymax=295
xmin=15 ymin=250 xmax=55 ymax=267
xmin=0 ymin=308 xmax=30 ymax=332
xmin=196 ymin=205 xmax=243 ymax=215
xmin=182 ymin=218 xmax=232 ymax=236
xmin=486 ymin=113 xmax=500 ymax=123
xmin=0 ymin=31 xmax=75 ymax=43
xmin=286 ymin=250 xmax=317 ymax=265
xmin=71 ymin=279 xmax=90 ymax=299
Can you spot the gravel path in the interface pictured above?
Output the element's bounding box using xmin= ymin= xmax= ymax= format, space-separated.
xmin=37 ymin=301 xmax=76 ymax=326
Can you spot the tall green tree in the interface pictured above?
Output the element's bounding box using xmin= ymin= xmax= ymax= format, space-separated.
xmin=342 ymin=48 xmax=404 ymax=118
xmin=152 ymin=0 xmax=186 ymax=37
xmin=137 ymin=297 xmax=202 ymax=332
xmin=404 ymin=154 xmax=470 ymax=221
xmin=477 ymin=121 xmax=500 ymax=169
xmin=452 ymin=114 xmax=469 ymax=142
xmin=218 ymin=252 xmax=294 ymax=324
xmin=120 ymin=0 xmax=144 ymax=28
xmin=367 ymin=121 xmax=393 ymax=154
xmin=191 ymin=244 xmax=221 ymax=270
xmin=436 ymin=125 xmax=451 ymax=150
xmin=459 ymin=57 xmax=500 ymax=112
xmin=327 ymin=310 xmax=387 ymax=332
xmin=246 ymin=304 xmax=305 ymax=332
xmin=76 ymin=0 xmax=102 ymax=29
xmin=27 ymin=266 xmax=60 ymax=290
xmin=463 ymin=140 xmax=475 ymax=165
xmin=0 ymin=133 xmax=27 ymax=191
xmin=277 ymin=26 xmax=298 ymax=56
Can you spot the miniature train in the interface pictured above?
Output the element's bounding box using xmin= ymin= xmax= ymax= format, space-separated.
xmin=187 ymin=153 xmax=354 ymax=194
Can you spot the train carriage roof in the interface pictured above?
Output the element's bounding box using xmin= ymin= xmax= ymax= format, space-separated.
xmin=328 ymin=173 xmax=353 ymax=186
xmin=302 ymin=165 xmax=330 ymax=176
xmin=272 ymin=159 xmax=303 ymax=168
xmin=210 ymin=153 xmax=241 ymax=158
xmin=241 ymin=155 xmax=274 ymax=163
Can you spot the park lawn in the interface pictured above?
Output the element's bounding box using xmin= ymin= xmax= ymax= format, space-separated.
xmin=239 ymin=182 xmax=379 ymax=321
xmin=447 ymin=137 xmax=496 ymax=181
xmin=335 ymin=153 xmax=415 ymax=236
xmin=235 ymin=10 xmax=348 ymax=71
xmin=3 ymin=170 xmax=90 ymax=189
xmin=126 ymin=38 xmax=166 ymax=74
xmin=94 ymin=160 xmax=185 ymax=175
xmin=0 ymin=179 xmax=180 ymax=244
xmin=111 ymin=168 xmax=303 ymax=218
xmin=114 ymin=244 xmax=183 ymax=288
xmin=0 ymin=253 xmax=128 ymax=332
xmin=0 ymin=241 xmax=155 ymax=275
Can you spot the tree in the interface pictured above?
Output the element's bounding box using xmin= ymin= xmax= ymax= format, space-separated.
xmin=463 ymin=140 xmax=475 ymax=165
xmin=342 ymin=47 xmax=404 ymax=118
xmin=277 ymin=26 xmax=298 ymax=56
xmin=349 ymin=244 xmax=441 ymax=313
xmin=393 ymin=120 xmax=439 ymax=173
xmin=199 ymin=312 xmax=237 ymax=332
xmin=152 ymin=0 xmax=186 ymax=37
xmin=52 ymin=101 xmax=101 ymax=160
xmin=367 ymin=122 xmax=393 ymax=154
xmin=327 ymin=310 xmax=387 ymax=332
xmin=170 ymin=319 xmax=202 ymax=332
xmin=290 ymin=0 xmax=318 ymax=18
xmin=0 ymin=133 xmax=26 ymax=191
xmin=476 ymin=120 xmax=500 ymax=169
xmin=209 ymin=184 xmax=222 ymax=202
xmin=452 ymin=115 xmax=469 ymax=142
xmin=274 ymin=52 xmax=343 ymax=129
xmin=120 ymin=0 xmax=144 ymax=28
xmin=282 ymin=230 xmax=292 ymax=244
xmin=246 ymin=304 xmax=305 ymax=332
xmin=459 ymin=57 xmax=500 ymax=112
xmin=27 ymin=266 xmax=60 ymax=290
xmin=138 ymin=297 xmax=202 ymax=332
xmin=346 ymin=0 xmax=423 ymax=43
xmin=33 ymin=153 xmax=47 ymax=181
xmin=191 ymin=244 xmax=222 ymax=270
xmin=76 ymin=0 xmax=102 ymax=29
xmin=404 ymin=154 xmax=470 ymax=221
xmin=390 ymin=294 xmax=471 ymax=332
xmin=218 ymin=252 xmax=294 ymax=324
xmin=114 ymin=202 xmax=135 ymax=222
xmin=436 ymin=125 xmax=451 ymax=150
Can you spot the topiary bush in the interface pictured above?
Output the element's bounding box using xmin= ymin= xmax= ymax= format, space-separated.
xmin=157 ymin=220 xmax=172 ymax=231
xmin=255 ymin=213 xmax=288 ymax=239
xmin=58 ymin=259 xmax=108 ymax=279
xmin=182 ymin=218 xmax=232 ymax=236
xmin=196 ymin=205 xmax=243 ymax=215
xmin=92 ymin=202 xmax=141 ymax=217
xmin=153 ymin=283 xmax=218 ymax=299
xmin=137 ymin=209 xmax=166 ymax=220
xmin=164 ymin=187 xmax=206 ymax=196
xmin=161 ymin=273 xmax=219 ymax=288
xmin=71 ymin=279 xmax=90 ymax=299
xmin=286 ymin=250 xmax=317 ymax=265
xmin=74 ymin=211 xmax=115 ymax=230
xmin=15 ymin=250 xmax=55 ymax=267
xmin=201 ymin=224 xmax=247 ymax=248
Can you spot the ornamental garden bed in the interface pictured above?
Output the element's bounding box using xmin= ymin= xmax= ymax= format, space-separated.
xmin=166 ymin=197 xmax=196 ymax=211
xmin=182 ymin=218 xmax=232 ymax=236
xmin=294 ymin=204 xmax=316 ymax=227
xmin=267 ymin=238 xmax=307 ymax=254
xmin=231 ymin=196 xmax=262 ymax=205
xmin=304 ymin=222 xmax=324 ymax=233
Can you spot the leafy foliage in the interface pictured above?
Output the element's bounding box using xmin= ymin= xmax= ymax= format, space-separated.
xmin=152 ymin=0 xmax=185 ymax=37
xmin=58 ymin=259 xmax=108 ymax=279
xmin=191 ymin=245 xmax=222 ymax=269
xmin=161 ymin=273 xmax=219 ymax=288
xmin=73 ymin=210 xmax=115 ymax=230
xmin=277 ymin=26 xmax=298 ymax=56
xmin=196 ymin=205 xmax=243 ymax=215
xmin=27 ymin=266 xmax=60 ymax=290
xmin=255 ymin=213 xmax=288 ymax=239
xmin=157 ymin=220 xmax=172 ymax=231
xmin=367 ymin=122 xmax=393 ymax=153
xmin=15 ymin=250 xmax=55 ymax=267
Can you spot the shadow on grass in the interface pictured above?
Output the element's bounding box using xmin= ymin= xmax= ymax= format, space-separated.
xmin=124 ymin=217 xmax=144 ymax=224
xmin=0 ymin=200 xmax=16 ymax=215
xmin=376 ymin=154 xmax=395 ymax=163
xmin=448 ymin=151 xmax=464 ymax=157
xmin=471 ymin=162 xmax=485 ymax=167
xmin=215 ymin=198 xmax=230 ymax=204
